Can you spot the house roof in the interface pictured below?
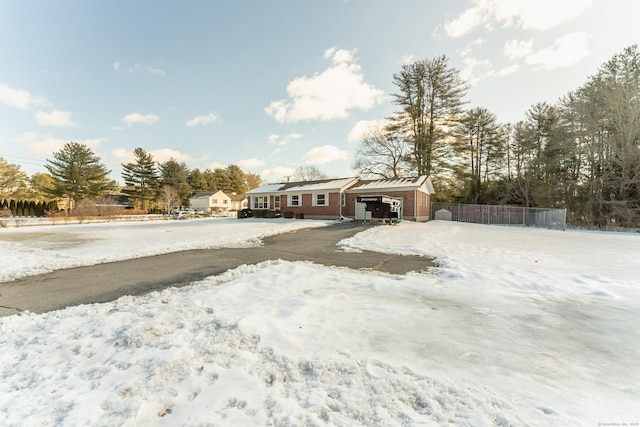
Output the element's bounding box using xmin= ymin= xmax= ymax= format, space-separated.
xmin=191 ymin=191 xmax=217 ymax=199
xmin=246 ymin=177 xmax=358 ymax=194
xmin=246 ymin=176 xmax=435 ymax=195
xmin=228 ymin=194 xmax=247 ymax=202
xmin=346 ymin=176 xmax=433 ymax=194
xmin=190 ymin=190 xmax=231 ymax=199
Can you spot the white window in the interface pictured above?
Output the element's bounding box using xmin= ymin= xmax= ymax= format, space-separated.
xmin=223 ymin=199 xmax=228 ymax=204
xmin=314 ymin=193 xmax=328 ymax=206
xmin=341 ymin=193 xmax=346 ymax=207
xmin=253 ymin=196 xmax=268 ymax=209
xmin=212 ymin=199 xmax=218 ymax=204
xmin=289 ymin=194 xmax=300 ymax=207
xmin=274 ymin=195 xmax=281 ymax=210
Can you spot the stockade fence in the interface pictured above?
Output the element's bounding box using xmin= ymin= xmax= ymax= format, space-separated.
xmin=430 ymin=203 xmax=567 ymax=231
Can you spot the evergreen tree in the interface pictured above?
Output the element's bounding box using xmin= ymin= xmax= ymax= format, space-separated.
xmin=452 ymin=107 xmax=503 ymax=204
xmin=158 ymin=159 xmax=191 ymax=205
xmin=29 ymin=173 xmax=56 ymax=202
xmin=121 ymin=148 xmax=159 ymax=211
xmin=44 ymin=142 xmax=112 ymax=208
xmin=225 ymin=164 xmax=248 ymax=194
xmin=0 ymin=157 xmax=30 ymax=199
xmin=207 ymin=168 xmax=232 ymax=192
xmin=390 ymin=55 xmax=468 ymax=176
xmin=188 ymin=168 xmax=208 ymax=193
xmin=245 ymin=173 xmax=263 ymax=191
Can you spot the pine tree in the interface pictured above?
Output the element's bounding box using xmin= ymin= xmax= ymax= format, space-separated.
xmin=158 ymin=159 xmax=191 ymax=205
xmin=44 ymin=142 xmax=112 ymax=209
xmin=390 ymin=55 xmax=468 ymax=177
xmin=224 ymin=164 xmax=248 ymax=194
xmin=121 ymin=148 xmax=159 ymax=211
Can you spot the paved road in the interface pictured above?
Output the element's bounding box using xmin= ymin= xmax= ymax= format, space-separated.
xmin=0 ymin=222 xmax=433 ymax=317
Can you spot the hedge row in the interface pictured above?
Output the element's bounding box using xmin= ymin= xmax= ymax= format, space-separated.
xmin=1 ymin=199 xmax=59 ymax=217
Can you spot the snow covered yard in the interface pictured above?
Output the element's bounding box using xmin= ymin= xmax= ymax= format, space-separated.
xmin=1 ymin=219 xmax=639 ymax=426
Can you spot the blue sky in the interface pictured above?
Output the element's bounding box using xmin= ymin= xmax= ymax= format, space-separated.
xmin=1 ymin=0 xmax=639 ymax=183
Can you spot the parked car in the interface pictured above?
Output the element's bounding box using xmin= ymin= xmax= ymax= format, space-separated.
xmin=172 ymin=210 xmax=192 ymax=220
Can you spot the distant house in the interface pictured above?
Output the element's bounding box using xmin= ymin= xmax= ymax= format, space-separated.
xmin=190 ymin=190 xmax=230 ymax=212
xmin=245 ymin=176 xmax=434 ymax=221
xmin=229 ymin=193 xmax=249 ymax=211
xmin=189 ymin=190 xmax=248 ymax=212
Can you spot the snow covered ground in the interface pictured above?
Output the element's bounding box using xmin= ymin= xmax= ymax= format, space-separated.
xmin=1 ymin=218 xmax=639 ymax=426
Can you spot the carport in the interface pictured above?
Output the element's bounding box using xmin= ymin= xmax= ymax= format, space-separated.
xmin=355 ymin=195 xmax=402 ymax=223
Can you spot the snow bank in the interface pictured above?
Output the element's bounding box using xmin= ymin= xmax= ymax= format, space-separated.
xmin=1 ymin=220 xmax=639 ymax=426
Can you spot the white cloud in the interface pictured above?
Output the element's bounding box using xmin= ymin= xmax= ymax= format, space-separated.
xmin=0 ymin=83 xmax=48 ymax=110
xmin=457 ymin=39 xmax=498 ymax=85
xmin=186 ymin=112 xmax=221 ymax=127
xmin=21 ymin=132 xmax=104 ymax=156
xmin=525 ymin=33 xmax=590 ymax=70
xmin=304 ymin=145 xmax=348 ymax=165
xmin=207 ymin=162 xmax=227 ymax=170
xmin=495 ymin=64 xmax=519 ymax=77
xmin=401 ymin=54 xmax=415 ymax=65
xmin=444 ymin=0 xmax=593 ymax=37
xmin=460 ymin=56 xmax=494 ymax=85
xmin=151 ymin=148 xmax=192 ymax=163
xmin=113 ymin=62 xmax=166 ymax=76
xmin=459 ymin=38 xmax=487 ymax=58
xmin=348 ymin=120 xmax=386 ymax=144
xmin=35 ymin=110 xmax=78 ymax=127
xmin=112 ymin=147 xmax=192 ymax=164
xmin=130 ymin=64 xmax=166 ymax=77
xmin=265 ymin=47 xmax=385 ymax=123
xmin=111 ymin=148 xmax=132 ymax=161
xmin=503 ymin=39 xmax=534 ymax=60
xmin=445 ymin=6 xmax=486 ymax=38
xmin=122 ymin=113 xmax=159 ymax=126
xmin=238 ymin=158 xmax=265 ymax=170
xmin=267 ymin=133 xmax=302 ymax=146
xmin=261 ymin=167 xmax=295 ymax=179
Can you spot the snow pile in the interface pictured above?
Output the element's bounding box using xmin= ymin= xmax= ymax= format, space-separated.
xmin=1 ymin=220 xmax=639 ymax=426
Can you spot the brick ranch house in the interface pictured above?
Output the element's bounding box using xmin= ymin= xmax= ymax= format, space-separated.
xmin=246 ymin=176 xmax=434 ymax=221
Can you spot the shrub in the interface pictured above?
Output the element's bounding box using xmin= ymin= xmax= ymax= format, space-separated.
xmin=283 ymin=211 xmax=294 ymax=219
xmin=238 ymin=208 xmax=253 ymax=218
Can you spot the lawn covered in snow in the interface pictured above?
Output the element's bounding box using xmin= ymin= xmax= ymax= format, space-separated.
xmin=1 ymin=219 xmax=639 ymax=426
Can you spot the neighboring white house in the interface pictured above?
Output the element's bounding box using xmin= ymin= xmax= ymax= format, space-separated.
xmin=189 ymin=191 xmax=248 ymax=212
xmin=189 ymin=191 xmax=232 ymax=212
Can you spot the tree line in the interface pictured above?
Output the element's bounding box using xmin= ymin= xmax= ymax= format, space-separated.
xmin=353 ymin=45 xmax=640 ymax=228
xmin=0 ymin=145 xmax=263 ymax=215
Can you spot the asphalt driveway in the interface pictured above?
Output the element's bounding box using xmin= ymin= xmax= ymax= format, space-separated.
xmin=0 ymin=221 xmax=433 ymax=317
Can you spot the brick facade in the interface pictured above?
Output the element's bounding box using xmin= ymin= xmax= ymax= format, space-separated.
xmin=247 ymin=176 xmax=434 ymax=221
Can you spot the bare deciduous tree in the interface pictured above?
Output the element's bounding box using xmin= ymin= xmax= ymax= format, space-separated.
xmin=159 ymin=185 xmax=181 ymax=214
xmin=353 ymin=127 xmax=411 ymax=179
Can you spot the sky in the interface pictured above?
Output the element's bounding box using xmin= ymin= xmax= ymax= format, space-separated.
xmin=1 ymin=0 xmax=639 ymax=183
xmin=1 ymin=219 xmax=639 ymax=425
